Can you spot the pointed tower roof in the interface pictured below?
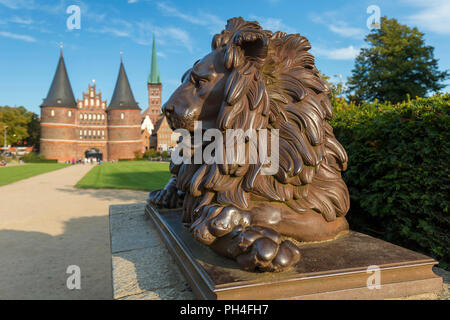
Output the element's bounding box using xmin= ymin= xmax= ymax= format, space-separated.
xmin=108 ymin=57 xmax=140 ymax=110
xmin=41 ymin=48 xmax=77 ymax=108
xmin=148 ymin=36 xmax=161 ymax=84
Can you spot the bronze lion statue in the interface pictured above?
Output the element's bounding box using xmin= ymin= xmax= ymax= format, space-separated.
xmin=148 ymin=17 xmax=350 ymax=272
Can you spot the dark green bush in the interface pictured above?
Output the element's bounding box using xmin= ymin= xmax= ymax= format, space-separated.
xmin=21 ymin=152 xmax=38 ymax=162
xmin=31 ymin=159 xmax=58 ymax=163
xmin=22 ymin=152 xmax=57 ymax=163
xmin=161 ymin=151 xmax=169 ymax=159
xmin=134 ymin=150 xmax=143 ymax=160
xmin=331 ymin=93 xmax=450 ymax=269
xmin=143 ymin=148 xmax=157 ymax=159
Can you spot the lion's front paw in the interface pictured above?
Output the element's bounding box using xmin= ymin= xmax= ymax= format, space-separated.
xmin=148 ymin=189 xmax=183 ymax=209
xmin=191 ymin=205 xmax=300 ymax=272
xmin=190 ymin=205 xmax=251 ymax=245
xmin=228 ymin=226 xmax=301 ymax=272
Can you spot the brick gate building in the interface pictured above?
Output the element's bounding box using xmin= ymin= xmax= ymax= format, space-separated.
xmin=40 ymin=51 xmax=142 ymax=162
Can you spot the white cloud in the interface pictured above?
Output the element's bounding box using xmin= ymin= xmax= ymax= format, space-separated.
xmin=0 ymin=0 xmax=33 ymax=9
xmin=93 ymin=27 xmax=130 ymax=38
xmin=128 ymin=0 xmax=139 ymax=3
xmin=157 ymin=2 xmax=203 ymax=25
xmin=165 ymin=27 xmax=192 ymax=52
xmin=156 ymin=2 xmax=225 ymax=33
xmin=310 ymin=14 xmax=366 ymax=39
xmin=248 ymin=15 xmax=296 ymax=33
xmin=405 ymin=0 xmax=450 ymax=35
xmin=88 ymin=17 xmax=194 ymax=53
xmin=328 ymin=24 xmax=365 ymax=39
xmin=312 ymin=45 xmax=360 ymax=60
xmin=135 ymin=21 xmax=194 ymax=52
xmin=0 ymin=30 xmax=36 ymax=42
xmin=0 ymin=0 xmax=66 ymax=15
xmin=10 ymin=16 xmax=33 ymax=24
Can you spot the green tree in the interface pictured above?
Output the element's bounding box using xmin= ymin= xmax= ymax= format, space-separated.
xmin=347 ymin=17 xmax=449 ymax=104
xmin=320 ymin=72 xmax=347 ymax=106
xmin=0 ymin=106 xmax=33 ymax=146
xmin=26 ymin=112 xmax=41 ymax=150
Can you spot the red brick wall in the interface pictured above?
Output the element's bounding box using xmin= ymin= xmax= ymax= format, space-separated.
xmin=40 ymin=140 xmax=77 ymax=162
xmin=107 ymin=109 xmax=142 ymax=160
xmin=40 ymin=106 xmax=77 ymax=161
xmin=147 ymin=83 xmax=162 ymax=125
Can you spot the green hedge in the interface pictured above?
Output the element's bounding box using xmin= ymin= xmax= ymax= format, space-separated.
xmin=21 ymin=152 xmax=57 ymax=163
xmin=331 ymin=93 xmax=450 ymax=269
xmin=27 ymin=159 xmax=58 ymax=163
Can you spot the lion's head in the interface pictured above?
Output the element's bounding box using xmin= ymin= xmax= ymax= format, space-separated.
xmin=165 ymin=17 xmax=349 ymax=225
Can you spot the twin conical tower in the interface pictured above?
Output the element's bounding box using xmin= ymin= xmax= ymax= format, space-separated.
xmin=107 ymin=56 xmax=142 ymax=160
xmin=40 ymin=49 xmax=142 ymax=162
xmin=41 ymin=50 xmax=77 ymax=109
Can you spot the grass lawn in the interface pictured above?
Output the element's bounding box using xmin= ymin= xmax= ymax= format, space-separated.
xmin=0 ymin=163 xmax=70 ymax=187
xmin=75 ymin=161 xmax=171 ymax=191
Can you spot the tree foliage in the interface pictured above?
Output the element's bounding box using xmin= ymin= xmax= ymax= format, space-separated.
xmin=0 ymin=106 xmax=37 ymax=146
xmin=26 ymin=112 xmax=41 ymax=150
xmin=347 ymin=17 xmax=448 ymax=104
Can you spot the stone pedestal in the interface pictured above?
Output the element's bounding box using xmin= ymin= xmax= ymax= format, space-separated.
xmin=145 ymin=204 xmax=443 ymax=300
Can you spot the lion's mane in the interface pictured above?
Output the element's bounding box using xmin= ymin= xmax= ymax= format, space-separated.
xmin=172 ymin=17 xmax=349 ymax=226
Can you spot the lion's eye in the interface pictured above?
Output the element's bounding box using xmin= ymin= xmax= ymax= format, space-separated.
xmin=190 ymin=71 xmax=208 ymax=89
xmin=196 ymin=79 xmax=207 ymax=89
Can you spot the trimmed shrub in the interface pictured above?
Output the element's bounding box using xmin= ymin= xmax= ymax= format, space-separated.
xmin=143 ymin=148 xmax=157 ymax=159
xmin=161 ymin=151 xmax=169 ymax=159
xmin=32 ymin=159 xmax=58 ymax=163
xmin=21 ymin=152 xmax=57 ymax=163
xmin=331 ymin=93 xmax=450 ymax=269
xmin=134 ymin=150 xmax=143 ymax=160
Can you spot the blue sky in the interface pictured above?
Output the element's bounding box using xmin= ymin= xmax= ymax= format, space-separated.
xmin=0 ymin=0 xmax=449 ymax=115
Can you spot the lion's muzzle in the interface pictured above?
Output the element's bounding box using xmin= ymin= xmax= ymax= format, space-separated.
xmin=162 ymin=102 xmax=196 ymax=131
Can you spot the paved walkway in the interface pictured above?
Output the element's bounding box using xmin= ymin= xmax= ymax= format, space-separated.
xmin=0 ymin=164 xmax=149 ymax=299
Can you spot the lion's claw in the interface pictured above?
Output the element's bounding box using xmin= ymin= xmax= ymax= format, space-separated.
xmin=148 ymin=177 xmax=183 ymax=209
xmin=232 ymin=226 xmax=300 ymax=272
xmin=208 ymin=206 xmax=250 ymax=238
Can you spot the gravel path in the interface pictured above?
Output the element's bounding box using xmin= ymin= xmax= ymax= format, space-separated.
xmin=0 ymin=164 xmax=149 ymax=299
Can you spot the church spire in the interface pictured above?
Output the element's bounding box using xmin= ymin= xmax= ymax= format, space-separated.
xmin=41 ymin=48 xmax=77 ymax=108
xmin=148 ymin=35 xmax=161 ymax=84
xmin=108 ymin=55 xmax=140 ymax=110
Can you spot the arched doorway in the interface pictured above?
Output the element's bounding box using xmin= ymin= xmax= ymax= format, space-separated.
xmin=85 ymin=148 xmax=103 ymax=161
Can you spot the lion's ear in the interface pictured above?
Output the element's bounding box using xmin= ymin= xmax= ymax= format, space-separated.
xmin=232 ymin=29 xmax=268 ymax=63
